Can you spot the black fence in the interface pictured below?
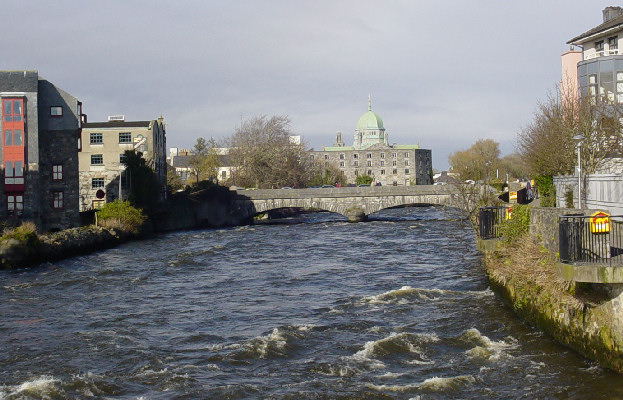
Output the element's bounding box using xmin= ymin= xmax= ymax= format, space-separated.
xmin=478 ymin=206 xmax=508 ymax=239
xmin=559 ymin=214 xmax=623 ymax=265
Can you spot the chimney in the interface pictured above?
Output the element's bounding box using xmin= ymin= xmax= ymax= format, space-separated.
xmin=603 ymin=6 xmax=623 ymax=23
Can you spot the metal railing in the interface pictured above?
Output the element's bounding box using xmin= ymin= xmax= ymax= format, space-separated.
xmin=559 ymin=214 xmax=623 ymax=266
xmin=478 ymin=206 xmax=508 ymax=239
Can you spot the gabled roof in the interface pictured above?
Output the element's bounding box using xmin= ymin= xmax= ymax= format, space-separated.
xmin=568 ymin=13 xmax=623 ymax=45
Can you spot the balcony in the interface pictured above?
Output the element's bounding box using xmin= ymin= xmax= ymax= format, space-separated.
xmin=585 ymin=48 xmax=622 ymax=60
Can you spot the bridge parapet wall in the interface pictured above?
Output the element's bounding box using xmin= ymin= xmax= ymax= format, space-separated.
xmin=232 ymin=185 xmax=469 ymax=220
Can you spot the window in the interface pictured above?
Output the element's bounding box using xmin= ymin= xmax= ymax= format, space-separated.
xmin=596 ymin=40 xmax=604 ymax=53
xmin=404 ymin=152 xmax=409 ymax=157
xmin=367 ymin=169 xmax=372 ymax=175
xmin=339 ymin=153 xmax=345 ymax=159
xmin=380 ymin=161 xmax=385 ymax=166
xmin=380 ymin=170 xmax=385 ymax=175
xmin=91 ymin=154 xmax=103 ymax=165
xmin=119 ymin=153 xmax=127 ymax=164
xmin=50 ymin=106 xmax=63 ymax=117
xmin=52 ymin=164 xmax=63 ymax=180
xmin=380 ymin=153 xmax=385 ymax=158
xmin=339 ymin=161 xmax=345 ymax=167
xmin=367 ymin=161 xmax=372 ymax=167
xmin=353 ymin=154 xmax=359 ymax=159
xmin=324 ymin=154 xmax=329 ymax=160
xmin=366 ymin=153 xmax=372 ymax=159
xmin=354 ymin=170 xmax=359 ymax=176
xmin=392 ymin=160 xmax=397 ymax=166
xmin=392 ymin=152 xmax=397 ymax=158
xmin=92 ymin=178 xmax=105 ymax=188
xmin=310 ymin=155 xmax=315 ymax=161
xmin=7 ymin=194 xmax=23 ymax=216
xmin=354 ymin=161 xmax=359 ymax=167
xmin=221 ymin=170 xmax=227 ymax=179
xmin=4 ymin=161 xmax=24 ymax=184
xmin=2 ymin=99 xmax=23 ymax=122
xmin=52 ymin=191 xmax=63 ymax=209
xmin=405 ymin=160 xmax=409 ymax=166
xmin=610 ymin=36 xmax=619 ymax=51
xmin=119 ymin=132 xmax=132 ymax=143
xmin=405 ymin=169 xmax=410 ymax=175
xmin=392 ymin=169 xmax=398 ymax=175
xmin=617 ymin=72 xmax=623 ymax=102
xmin=90 ymin=133 xmax=103 ymax=144
xmin=4 ymin=130 xmax=22 ymax=146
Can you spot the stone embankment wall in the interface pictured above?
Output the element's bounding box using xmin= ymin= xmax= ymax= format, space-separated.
xmin=0 ymin=226 xmax=133 ymax=269
xmin=152 ymin=187 xmax=252 ymax=232
xmin=482 ymin=206 xmax=623 ymax=372
xmin=0 ymin=187 xmax=253 ymax=269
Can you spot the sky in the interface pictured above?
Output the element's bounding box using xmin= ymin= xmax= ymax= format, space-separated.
xmin=0 ymin=1 xmax=615 ymax=170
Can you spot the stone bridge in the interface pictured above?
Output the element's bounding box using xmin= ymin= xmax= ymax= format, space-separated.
xmin=232 ymin=185 xmax=478 ymax=222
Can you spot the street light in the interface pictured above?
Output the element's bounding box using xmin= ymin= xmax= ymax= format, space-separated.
xmin=572 ymin=134 xmax=584 ymax=209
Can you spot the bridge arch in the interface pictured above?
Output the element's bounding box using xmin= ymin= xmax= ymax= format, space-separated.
xmin=232 ymin=186 xmax=470 ymax=222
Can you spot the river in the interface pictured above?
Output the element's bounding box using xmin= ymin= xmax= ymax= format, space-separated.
xmin=2 ymin=206 xmax=623 ymax=399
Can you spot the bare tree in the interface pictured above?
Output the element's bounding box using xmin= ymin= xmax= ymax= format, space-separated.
xmin=517 ymin=86 xmax=623 ymax=176
xmin=227 ymin=115 xmax=316 ymax=188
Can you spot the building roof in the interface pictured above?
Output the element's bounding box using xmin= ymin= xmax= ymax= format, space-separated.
xmin=356 ymin=97 xmax=384 ymax=131
xmin=171 ymin=155 xmax=192 ymax=168
xmin=568 ymin=10 xmax=623 ymax=45
xmin=83 ymin=121 xmax=152 ymax=129
xmin=0 ymin=70 xmax=39 ymax=92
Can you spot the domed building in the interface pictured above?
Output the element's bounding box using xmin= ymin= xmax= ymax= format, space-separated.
xmin=310 ymin=97 xmax=432 ymax=186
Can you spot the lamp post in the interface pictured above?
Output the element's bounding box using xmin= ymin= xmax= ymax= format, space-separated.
xmin=572 ymin=134 xmax=584 ymax=209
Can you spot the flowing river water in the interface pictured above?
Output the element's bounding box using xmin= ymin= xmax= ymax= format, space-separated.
xmin=2 ymin=206 xmax=623 ymax=399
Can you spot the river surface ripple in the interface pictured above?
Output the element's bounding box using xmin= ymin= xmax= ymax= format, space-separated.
xmin=2 ymin=206 xmax=623 ymax=399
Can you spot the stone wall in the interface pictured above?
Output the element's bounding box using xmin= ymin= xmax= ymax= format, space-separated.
xmin=530 ymin=207 xmax=585 ymax=253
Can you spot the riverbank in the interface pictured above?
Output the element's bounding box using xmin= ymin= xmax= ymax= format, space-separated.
xmin=0 ymin=225 xmax=140 ymax=269
xmin=480 ymin=208 xmax=623 ymax=372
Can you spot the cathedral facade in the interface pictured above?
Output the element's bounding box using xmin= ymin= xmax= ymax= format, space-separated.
xmin=310 ymin=99 xmax=432 ymax=186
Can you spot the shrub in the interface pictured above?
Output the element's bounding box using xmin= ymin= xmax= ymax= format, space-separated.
xmin=499 ymin=204 xmax=530 ymax=243
xmin=565 ymin=187 xmax=574 ymax=208
xmin=534 ymin=175 xmax=556 ymax=207
xmin=356 ymin=175 xmax=374 ymax=185
xmin=96 ymin=200 xmax=145 ymax=234
xmin=2 ymin=221 xmax=39 ymax=245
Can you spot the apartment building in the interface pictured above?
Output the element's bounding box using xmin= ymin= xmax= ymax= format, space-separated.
xmin=79 ymin=116 xmax=166 ymax=211
xmin=0 ymin=70 xmax=83 ymax=231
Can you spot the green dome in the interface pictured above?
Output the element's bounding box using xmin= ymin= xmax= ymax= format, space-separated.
xmin=356 ymin=110 xmax=384 ymax=130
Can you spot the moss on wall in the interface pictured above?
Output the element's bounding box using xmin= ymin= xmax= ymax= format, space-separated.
xmin=483 ymin=236 xmax=623 ymax=372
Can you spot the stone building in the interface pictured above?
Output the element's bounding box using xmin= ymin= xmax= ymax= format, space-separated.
xmin=310 ymin=98 xmax=432 ymax=186
xmin=0 ymin=70 xmax=84 ymax=231
xmin=79 ymin=116 xmax=166 ymax=211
